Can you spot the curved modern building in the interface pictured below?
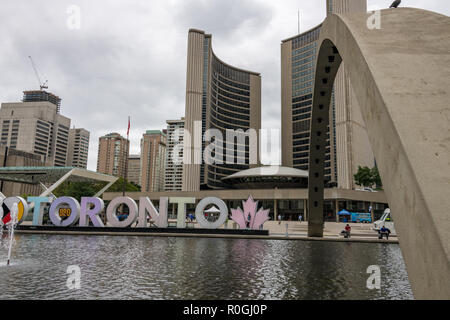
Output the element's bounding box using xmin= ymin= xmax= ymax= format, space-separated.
xmin=222 ymin=166 xmax=308 ymax=189
xmin=183 ymin=29 xmax=261 ymax=191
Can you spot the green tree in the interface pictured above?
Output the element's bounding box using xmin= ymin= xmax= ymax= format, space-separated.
xmin=53 ymin=178 xmax=140 ymax=201
xmin=107 ymin=177 xmax=141 ymax=193
xmin=354 ymin=166 xmax=373 ymax=187
xmin=371 ymin=166 xmax=383 ymax=189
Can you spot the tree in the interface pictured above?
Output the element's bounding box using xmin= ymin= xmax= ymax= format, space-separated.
xmin=354 ymin=165 xmax=383 ymax=189
xmin=53 ymin=178 xmax=140 ymax=201
xmin=354 ymin=166 xmax=373 ymax=187
xmin=371 ymin=166 xmax=383 ymax=188
xmin=107 ymin=177 xmax=141 ymax=193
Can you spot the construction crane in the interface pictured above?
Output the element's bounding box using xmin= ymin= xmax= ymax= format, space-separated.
xmin=28 ymin=56 xmax=48 ymax=91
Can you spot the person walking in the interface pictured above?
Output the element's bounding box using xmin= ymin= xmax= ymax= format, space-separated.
xmin=298 ymin=214 xmax=303 ymax=223
xmin=278 ymin=214 xmax=282 ymax=225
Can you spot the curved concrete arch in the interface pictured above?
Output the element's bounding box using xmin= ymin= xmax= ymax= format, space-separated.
xmin=308 ymin=8 xmax=450 ymax=299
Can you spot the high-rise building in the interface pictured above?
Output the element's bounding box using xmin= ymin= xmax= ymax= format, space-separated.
xmin=0 ymin=95 xmax=71 ymax=167
xmin=97 ymin=133 xmax=129 ymax=177
xmin=127 ymin=154 xmax=141 ymax=187
xmin=140 ymin=130 xmax=166 ymax=193
xmin=183 ymin=29 xmax=261 ymax=191
xmin=165 ymin=118 xmax=184 ymax=191
xmin=281 ymin=0 xmax=374 ymax=189
xmin=67 ymin=128 xmax=90 ymax=169
xmin=22 ymin=90 xmax=62 ymax=114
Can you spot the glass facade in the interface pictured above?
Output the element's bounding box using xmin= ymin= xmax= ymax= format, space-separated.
xmin=207 ymin=55 xmax=252 ymax=189
xmin=289 ymin=26 xmax=333 ymax=183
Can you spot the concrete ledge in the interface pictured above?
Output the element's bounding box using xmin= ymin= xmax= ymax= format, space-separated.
xmin=16 ymin=225 xmax=268 ymax=236
xmin=14 ymin=227 xmax=398 ymax=244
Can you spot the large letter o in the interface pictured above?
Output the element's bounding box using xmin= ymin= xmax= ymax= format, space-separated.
xmin=195 ymin=197 xmax=228 ymax=229
xmin=49 ymin=197 xmax=80 ymax=227
xmin=106 ymin=197 xmax=138 ymax=228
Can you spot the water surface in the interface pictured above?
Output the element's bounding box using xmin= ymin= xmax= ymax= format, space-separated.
xmin=0 ymin=234 xmax=413 ymax=300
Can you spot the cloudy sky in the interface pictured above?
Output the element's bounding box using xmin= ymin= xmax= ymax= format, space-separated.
xmin=0 ymin=0 xmax=448 ymax=170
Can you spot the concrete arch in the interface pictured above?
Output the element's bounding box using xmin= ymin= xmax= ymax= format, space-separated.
xmin=308 ymin=8 xmax=450 ymax=299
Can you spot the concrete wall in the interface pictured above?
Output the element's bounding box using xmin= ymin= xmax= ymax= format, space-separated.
xmin=308 ymin=8 xmax=450 ymax=299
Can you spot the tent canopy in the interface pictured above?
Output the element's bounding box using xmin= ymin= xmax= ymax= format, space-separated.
xmin=204 ymin=206 xmax=221 ymax=213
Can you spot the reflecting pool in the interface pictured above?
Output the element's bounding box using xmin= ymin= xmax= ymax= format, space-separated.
xmin=0 ymin=234 xmax=413 ymax=300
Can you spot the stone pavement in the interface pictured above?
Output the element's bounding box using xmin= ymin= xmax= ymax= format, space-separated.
xmin=262 ymin=221 xmax=397 ymax=241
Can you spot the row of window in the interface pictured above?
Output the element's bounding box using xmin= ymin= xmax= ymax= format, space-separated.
xmin=211 ymin=104 xmax=250 ymax=121
xmin=292 ymin=55 xmax=316 ymax=68
xmin=292 ymin=41 xmax=317 ymax=57
xmin=292 ymin=80 xmax=313 ymax=93
xmin=215 ymin=90 xmax=250 ymax=109
xmin=212 ymin=58 xmax=250 ymax=86
xmin=210 ymin=108 xmax=249 ymax=127
xmin=213 ymin=98 xmax=250 ymax=117
xmin=212 ymin=76 xmax=250 ymax=97
xmin=293 ymin=61 xmax=315 ymax=75
xmin=291 ymin=28 xmax=320 ymax=50
xmin=293 ymin=99 xmax=312 ymax=110
xmin=292 ymin=73 xmax=315 ymax=86
xmin=293 ymin=87 xmax=313 ymax=98
xmin=212 ymin=84 xmax=250 ymax=103
xmin=293 ymin=106 xmax=312 ymax=116
xmin=293 ymin=113 xmax=311 ymax=122
xmin=292 ymin=66 xmax=315 ymax=81
xmin=292 ymin=48 xmax=316 ymax=63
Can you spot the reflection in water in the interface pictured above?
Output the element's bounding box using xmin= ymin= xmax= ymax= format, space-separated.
xmin=0 ymin=234 xmax=413 ymax=300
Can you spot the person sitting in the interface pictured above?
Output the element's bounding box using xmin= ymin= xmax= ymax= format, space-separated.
xmin=341 ymin=224 xmax=351 ymax=238
xmin=379 ymin=226 xmax=391 ymax=239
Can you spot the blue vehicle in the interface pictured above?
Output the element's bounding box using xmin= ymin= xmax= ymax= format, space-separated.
xmin=350 ymin=212 xmax=372 ymax=223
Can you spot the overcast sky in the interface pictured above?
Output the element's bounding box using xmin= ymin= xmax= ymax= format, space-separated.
xmin=0 ymin=0 xmax=448 ymax=171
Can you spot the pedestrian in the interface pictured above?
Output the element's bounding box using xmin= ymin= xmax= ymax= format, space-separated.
xmin=298 ymin=214 xmax=303 ymax=223
xmin=344 ymin=224 xmax=351 ymax=238
xmin=379 ymin=225 xmax=391 ymax=239
xmin=278 ymin=214 xmax=282 ymax=225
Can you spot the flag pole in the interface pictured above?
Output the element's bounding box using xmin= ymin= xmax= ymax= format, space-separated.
xmin=122 ymin=116 xmax=130 ymax=197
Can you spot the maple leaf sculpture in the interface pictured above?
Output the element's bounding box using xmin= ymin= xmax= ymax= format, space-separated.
xmin=230 ymin=196 xmax=270 ymax=230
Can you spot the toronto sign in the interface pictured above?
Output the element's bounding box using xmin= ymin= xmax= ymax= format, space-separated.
xmin=0 ymin=195 xmax=270 ymax=230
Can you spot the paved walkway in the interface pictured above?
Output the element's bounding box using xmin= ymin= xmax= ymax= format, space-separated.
xmin=263 ymin=221 xmax=396 ymax=241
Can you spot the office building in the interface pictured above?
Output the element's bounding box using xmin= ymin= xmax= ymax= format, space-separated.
xmin=127 ymin=154 xmax=141 ymax=186
xmin=97 ymin=133 xmax=129 ymax=177
xmin=165 ymin=118 xmax=184 ymax=191
xmin=281 ymin=0 xmax=374 ymax=189
xmin=183 ymin=29 xmax=261 ymax=191
xmin=0 ymin=93 xmax=71 ymax=167
xmin=0 ymin=145 xmax=48 ymax=196
xmin=22 ymin=90 xmax=62 ymax=114
xmin=140 ymin=130 xmax=166 ymax=193
xmin=67 ymin=128 xmax=90 ymax=169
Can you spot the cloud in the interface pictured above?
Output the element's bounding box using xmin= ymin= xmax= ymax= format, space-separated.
xmin=0 ymin=0 xmax=448 ymax=170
